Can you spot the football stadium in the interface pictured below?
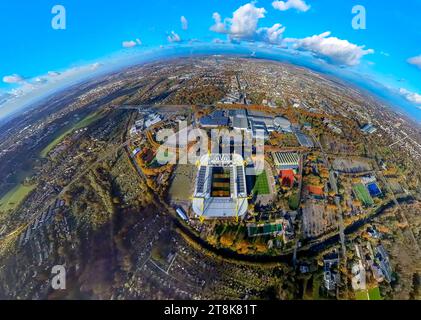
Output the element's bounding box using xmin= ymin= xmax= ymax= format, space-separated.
xmin=192 ymin=154 xmax=248 ymax=219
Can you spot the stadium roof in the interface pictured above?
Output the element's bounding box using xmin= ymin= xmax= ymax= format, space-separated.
xmin=192 ymin=154 xmax=248 ymax=219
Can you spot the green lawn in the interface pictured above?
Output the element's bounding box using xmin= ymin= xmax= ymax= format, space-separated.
xmin=368 ymin=287 xmax=382 ymax=300
xmin=353 ymin=183 xmax=374 ymax=207
xmin=355 ymin=290 xmax=369 ymax=300
xmin=252 ymin=171 xmax=270 ymax=195
xmin=40 ymin=112 xmax=102 ymax=157
xmin=312 ymin=276 xmax=321 ymax=300
xmin=288 ymin=192 xmax=300 ymax=210
xmin=355 ymin=287 xmax=382 ymax=300
xmin=0 ymin=184 xmax=36 ymax=213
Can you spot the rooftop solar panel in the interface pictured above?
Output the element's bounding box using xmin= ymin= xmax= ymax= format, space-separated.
xmin=196 ymin=166 xmax=208 ymax=194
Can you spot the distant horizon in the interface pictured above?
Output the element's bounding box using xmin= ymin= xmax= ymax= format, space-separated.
xmin=1 ymin=44 xmax=420 ymax=126
xmin=2 ymin=1 xmax=421 ymax=124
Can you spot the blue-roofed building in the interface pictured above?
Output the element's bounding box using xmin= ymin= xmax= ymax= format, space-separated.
xmin=292 ymin=126 xmax=314 ymax=148
xmin=200 ymin=116 xmax=229 ymax=127
xmin=361 ymin=123 xmax=377 ymax=134
xmin=200 ymin=110 xmax=229 ymax=128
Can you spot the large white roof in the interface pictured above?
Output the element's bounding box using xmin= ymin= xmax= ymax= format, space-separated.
xmin=274 ymin=116 xmax=291 ymax=128
xmin=192 ymin=153 xmax=248 ymax=219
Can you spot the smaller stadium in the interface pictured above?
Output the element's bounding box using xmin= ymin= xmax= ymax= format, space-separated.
xmin=192 ymin=154 xmax=248 ymax=219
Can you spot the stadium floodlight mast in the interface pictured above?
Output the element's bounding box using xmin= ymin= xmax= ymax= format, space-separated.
xmin=155 ymin=121 xmax=266 ymax=176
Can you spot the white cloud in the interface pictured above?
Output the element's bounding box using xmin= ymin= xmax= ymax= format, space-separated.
xmin=90 ymin=63 xmax=102 ymax=71
xmin=3 ymin=74 xmax=25 ymax=84
xmin=257 ymin=23 xmax=286 ymax=44
xmin=287 ymin=31 xmax=374 ymax=66
xmin=272 ymin=0 xmax=310 ymax=12
xmin=210 ymin=12 xmax=226 ymax=33
xmin=122 ymin=41 xmax=136 ymax=48
xmin=48 ymin=71 xmax=61 ymax=77
xmin=34 ymin=77 xmax=47 ymax=84
xmin=408 ymin=55 xmax=421 ymax=69
xmin=230 ymin=3 xmax=266 ymax=38
xmin=181 ymin=16 xmax=188 ymax=30
xmin=122 ymin=38 xmax=142 ymax=48
xmin=167 ymin=31 xmax=181 ymax=43
xmin=400 ymin=88 xmax=421 ymax=105
xmin=210 ymin=3 xmax=266 ymax=40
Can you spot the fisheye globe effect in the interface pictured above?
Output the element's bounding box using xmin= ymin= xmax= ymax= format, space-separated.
xmin=0 ymin=1 xmax=420 ymax=303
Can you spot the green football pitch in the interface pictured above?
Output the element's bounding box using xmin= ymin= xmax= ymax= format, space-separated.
xmin=253 ymin=171 xmax=270 ymax=195
xmin=355 ymin=287 xmax=382 ymax=300
xmin=353 ymin=183 xmax=374 ymax=206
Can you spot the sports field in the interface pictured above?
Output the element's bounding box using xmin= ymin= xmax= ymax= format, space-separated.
xmin=355 ymin=287 xmax=382 ymax=300
xmin=211 ymin=167 xmax=231 ymax=197
xmin=168 ymin=165 xmax=195 ymax=201
xmin=40 ymin=111 xmax=102 ymax=157
xmin=0 ymin=184 xmax=36 ymax=212
xmin=367 ymin=182 xmax=382 ymax=197
xmin=252 ymin=171 xmax=270 ymax=195
xmin=353 ymin=183 xmax=374 ymax=207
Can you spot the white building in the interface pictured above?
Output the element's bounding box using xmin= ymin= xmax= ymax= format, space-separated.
xmin=145 ymin=113 xmax=162 ymax=127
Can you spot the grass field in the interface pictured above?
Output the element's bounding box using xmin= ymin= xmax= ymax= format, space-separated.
xmin=368 ymin=287 xmax=382 ymax=300
xmin=355 ymin=287 xmax=382 ymax=300
xmin=312 ymin=275 xmax=321 ymax=300
xmin=355 ymin=290 xmax=369 ymax=300
xmin=40 ymin=112 xmax=102 ymax=157
xmin=168 ymin=165 xmax=195 ymax=201
xmin=0 ymin=184 xmax=36 ymax=212
xmin=353 ymin=183 xmax=374 ymax=207
xmin=252 ymin=171 xmax=270 ymax=195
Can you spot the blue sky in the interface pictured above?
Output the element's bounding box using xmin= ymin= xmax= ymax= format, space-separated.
xmin=1 ymin=0 xmax=421 ymax=121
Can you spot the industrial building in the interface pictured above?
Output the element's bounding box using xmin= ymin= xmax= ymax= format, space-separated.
xmin=198 ymin=108 xmax=292 ymax=140
xmin=292 ymin=126 xmax=314 ymax=148
xmin=272 ymin=152 xmax=300 ymax=170
xmin=274 ymin=116 xmax=293 ymax=132
xmin=145 ymin=113 xmax=162 ymax=128
xmin=192 ymin=154 xmax=248 ymax=219
xmin=199 ymin=110 xmax=229 ymax=128
xmin=232 ymin=115 xmax=249 ymax=131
